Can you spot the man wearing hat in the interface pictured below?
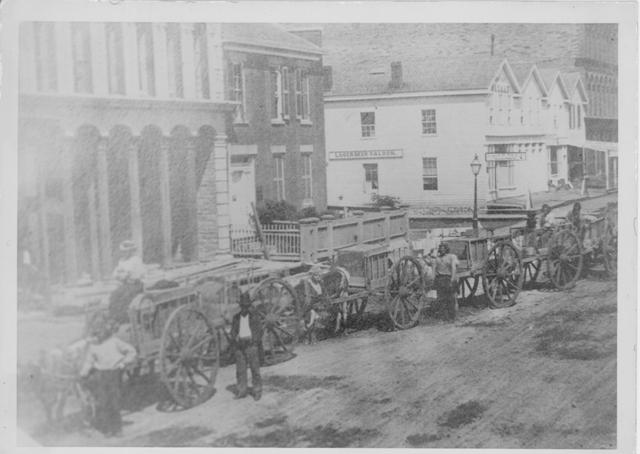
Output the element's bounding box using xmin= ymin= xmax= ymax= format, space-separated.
xmin=230 ymin=291 xmax=263 ymax=401
xmin=108 ymin=240 xmax=146 ymax=324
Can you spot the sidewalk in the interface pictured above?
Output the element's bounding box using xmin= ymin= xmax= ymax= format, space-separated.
xmin=493 ymin=187 xmax=612 ymax=211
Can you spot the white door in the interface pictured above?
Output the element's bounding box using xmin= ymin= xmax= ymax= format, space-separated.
xmin=229 ymin=160 xmax=256 ymax=228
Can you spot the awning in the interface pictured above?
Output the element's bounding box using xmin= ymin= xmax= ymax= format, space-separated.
xmin=584 ymin=140 xmax=618 ymax=156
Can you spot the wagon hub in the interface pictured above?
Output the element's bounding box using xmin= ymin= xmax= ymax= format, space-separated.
xmin=398 ymin=286 xmax=412 ymax=298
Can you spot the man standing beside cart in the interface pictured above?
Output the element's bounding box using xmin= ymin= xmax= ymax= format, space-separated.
xmin=425 ymin=243 xmax=459 ymax=321
xmin=108 ymin=240 xmax=146 ymax=325
xmin=230 ymin=292 xmax=263 ymax=401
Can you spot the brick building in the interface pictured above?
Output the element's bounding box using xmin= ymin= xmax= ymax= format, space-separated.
xmin=223 ymin=25 xmax=326 ymax=227
xmin=18 ymin=22 xmax=326 ymax=285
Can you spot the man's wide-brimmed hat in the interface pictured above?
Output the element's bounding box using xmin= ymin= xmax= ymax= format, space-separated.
xmin=119 ymin=240 xmax=137 ymax=252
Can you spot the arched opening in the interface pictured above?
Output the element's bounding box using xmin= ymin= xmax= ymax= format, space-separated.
xmin=139 ymin=125 xmax=164 ymax=264
xmin=108 ymin=125 xmax=134 ymax=265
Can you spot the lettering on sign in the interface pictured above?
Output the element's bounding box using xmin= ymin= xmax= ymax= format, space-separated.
xmin=485 ymin=152 xmax=527 ymax=162
xmin=329 ymin=149 xmax=403 ymax=160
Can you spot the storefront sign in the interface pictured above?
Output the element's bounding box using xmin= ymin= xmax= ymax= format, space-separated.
xmin=329 ymin=149 xmax=403 ymax=160
xmin=485 ymin=152 xmax=527 ymax=161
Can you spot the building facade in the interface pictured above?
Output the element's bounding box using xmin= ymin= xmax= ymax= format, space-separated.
xmin=223 ymin=26 xmax=326 ymax=227
xmin=325 ymin=58 xmax=589 ymax=208
xmin=18 ymin=22 xmax=325 ymax=286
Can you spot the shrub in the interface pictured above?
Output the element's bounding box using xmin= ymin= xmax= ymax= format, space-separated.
xmin=371 ymin=193 xmax=401 ymax=208
xmin=256 ymin=200 xmax=298 ymax=224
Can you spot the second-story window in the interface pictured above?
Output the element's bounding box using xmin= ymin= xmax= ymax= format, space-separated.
xmin=421 ymin=109 xmax=437 ymax=135
xmin=302 ymin=153 xmax=313 ymax=202
xmin=229 ymin=62 xmax=245 ymax=122
xmin=136 ymin=23 xmax=155 ymax=96
xmin=577 ymin=104 xmax=582 ymax=128
xmin=194 ymin=24 xmax=210 ymax=99
xmin=34 ymin=22 xmax=57 ymax=92
xmin=271 ymin=69 xmax=283 ymax=121
xmin=361 ymin=112 xmax=375 ymax=138
xmin=166 ymin=24 xmax=183 ymax=98
xmin=281 ymin=67 xmax=290 ymax=120
xmin=71 ymin=23 xmax=92 ymax=93
xmin=106 ymin=23 xmax=124 ymax=95
xmin=295 ymin=69 xmax=310 ymax=121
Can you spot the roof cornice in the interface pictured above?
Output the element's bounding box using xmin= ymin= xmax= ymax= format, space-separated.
xmin=325 ymin=89 xmax=489 ymax=102
xmin=223 ymin=42 xmax=323 ymax=61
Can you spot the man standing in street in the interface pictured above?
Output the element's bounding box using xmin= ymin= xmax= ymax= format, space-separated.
xmin=230 ymin=292 xmax=263 ymax=401
xmin=108 ymin=240 xmax=145 ymax=325
xmin=426 ymin=243 xmax=459 ymax=321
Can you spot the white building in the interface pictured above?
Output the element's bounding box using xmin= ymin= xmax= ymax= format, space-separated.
xmin=324 ymin=57 xmax=589 ymax=209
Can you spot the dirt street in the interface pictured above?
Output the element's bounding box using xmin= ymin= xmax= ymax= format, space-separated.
xmin=19 ymin=277 xmax=616 ymax=449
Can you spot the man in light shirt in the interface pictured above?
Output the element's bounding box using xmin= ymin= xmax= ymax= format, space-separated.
xmin=108 ymin=240 xmax=146 ymax=324
xmin=230 ymin=292 xmax=263 ymax=401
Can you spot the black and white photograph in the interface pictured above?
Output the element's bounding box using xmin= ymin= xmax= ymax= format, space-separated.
xmin=1 ymin=0 xmax=636 ymax=451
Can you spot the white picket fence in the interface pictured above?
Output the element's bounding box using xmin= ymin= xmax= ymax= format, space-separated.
xmin=230 ymin=223 xmax=301 ymax=259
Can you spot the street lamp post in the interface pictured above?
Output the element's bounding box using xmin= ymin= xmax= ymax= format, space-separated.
xmin=470 ymin=154 xmax=482 ymax=232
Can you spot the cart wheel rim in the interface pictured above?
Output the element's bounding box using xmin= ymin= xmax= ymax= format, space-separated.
xmin=385 ymin=256 xmax=425 ymax=329
xmin=483 ymin=242 xmax=523 ymax=308
xmin=253 ymin=278 xmax=301 ymax=365
xmin=547 ymin=229 xmax=583 ymax=290
xmin=159 ymin=305 xmax=220 ymax=409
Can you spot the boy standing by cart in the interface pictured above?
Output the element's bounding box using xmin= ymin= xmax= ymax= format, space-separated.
xmin=230 ymin=292 xmax=263 ymax=401
xmin=425 ymin=243 xmax=459 ymax=321
xmin=80 ymin=315 xmax=137 ymax=437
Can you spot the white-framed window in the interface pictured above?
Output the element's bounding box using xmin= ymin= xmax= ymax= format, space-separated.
xmin=282 ymin=67 xmax=291 ymax=120
xmin=487 ymin=162 xmax=496 ymax=191
xmin=497 ymin=160 xmax=515 ymax=188
xmin=136 ymin=23 xmax=155 ymax=96
xmin=106 ymin=23 xmax=124 ymax=95
xmin=549 ymin=147 xmax=559 ymax=176
xmin=274 ymin=155 xmax=285 ymax=201
xmin=302 ymin=153 xmax=313 ymax=201
xmin=193 ymin=23 xmax=210 ymax=99
xmin=229 ymin=62 xmax=246 ymax=122
xmin=361 ymin=112 xmax=375 ymax=138
xmin=553 ymin=104 xmax=559 ymax=129
xmin=577 ymin=104 xmax=582 ymax=128
xmin=421 ymin=109 xmax=437 ymax=135
xmin=295 ymin=68 xmax=310 ymax=121
xmin=272 ymin=69 xmax=283 ymax=121
xmin=363 ymin=163 xmax=379 ymax=191
xmin=71 ymin=23 xmax=92 ymax=93
xmin=34 ymin=22 xmax=57 ymax=92
xmin=489 ymin=107 xmax=494 ymax=125
xmin=422 ymin=157 xmax=438 ymax=190
xmin=166 ymin=24 xmax=183 ymax=98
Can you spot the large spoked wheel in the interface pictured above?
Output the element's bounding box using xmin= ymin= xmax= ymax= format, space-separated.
xmin=483 ymin=242 xmax=523 ymax=309
xmin=456 ymin=276 xmax=479 ymax=302
xmin=603 ymin=232 xmax=617 ymax=278
xmin=385 ymin=256 xmax=426 ymax=330
xmin=547 ymin=229 xmax=584 ymax=290
xmin=253 ymin=278 xmax=301 ymax=366
xmin=159 ymin=305 xmax=220 ymax=409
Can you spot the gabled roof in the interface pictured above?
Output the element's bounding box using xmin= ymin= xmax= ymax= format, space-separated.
xmin=328 ymin=55 xmax=513 ymax=97
xmin=510 ymin=63 xmax=548 ymax=97
xmin=561 ymin=72 xmax=589 ymax=103
xmin=222 ymin=24 xmax=322 ymax=56
xmin=538 ymin=68 xmax=570 ymax=100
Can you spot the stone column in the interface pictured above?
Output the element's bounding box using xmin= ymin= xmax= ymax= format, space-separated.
xmin=54 ymin=22 xmax=74 ymax=93
xmin=159 ymin=138 xmax=173 ymax=266
xmin=206 ymin=23 xmax=225 ymax=101
xmin=127 ymin=139 xmax=143 ymax=252
xmin=184 ymin=138 xmax=199 ymax=261
xmin=61 ymin=138 xmax=78 ymax=282
xmin=96 ymin=139 xmax=112 ymax=276
xmin=214 ymin=134 xmax=231 ymax=253
xmin=122 ymin=23 xmax=140 ymax=97
xmin=152 ymin=23 xmax=169 ymax=98
xmin=37 ymin=158 xmax=51 ymax=286
xmin=180 ymin=24 xmax=196 ymax=99
xmin=87 ymin=181 xmax=101 ymax=281
xmin=90 ymin=23 xmax=108 ymax=96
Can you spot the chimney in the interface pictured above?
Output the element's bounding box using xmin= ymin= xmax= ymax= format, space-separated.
xmin=491 ymin=34 xmax=495 ymax=56
xmin=390 ymin=61 xmax=403 ymax=89
xmin=322 ymin=65 xmax=333 ymax=92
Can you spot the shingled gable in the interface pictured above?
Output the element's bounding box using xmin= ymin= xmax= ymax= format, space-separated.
xmin=510 ymin=64 xmax=548 ymax=97
xmin=538 ymin=68 xmax=570 ymax=100
xmin=561 ymin=72 xmax=589 ymax=104
xmin=222 ymin=23 xmax=323 ymax=56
